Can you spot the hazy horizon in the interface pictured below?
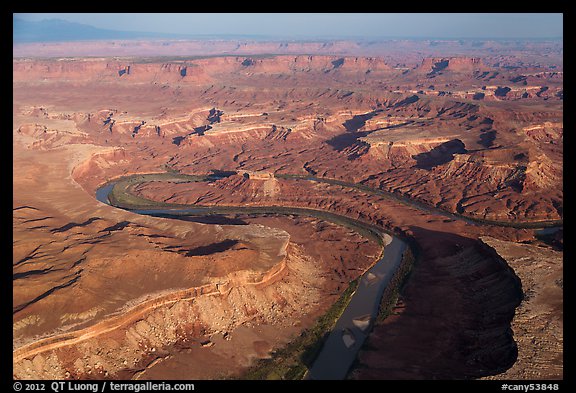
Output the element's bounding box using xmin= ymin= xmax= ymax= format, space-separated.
xmin=14 ymin=13 xmax=563 ymax=41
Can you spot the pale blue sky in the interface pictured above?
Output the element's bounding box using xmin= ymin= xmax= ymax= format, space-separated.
xmin=14 ymin=13 xmax=563 ymax=39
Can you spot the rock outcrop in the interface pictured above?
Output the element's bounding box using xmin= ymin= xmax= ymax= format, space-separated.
xmin=417 ymin=57 xmax=488 ymax=76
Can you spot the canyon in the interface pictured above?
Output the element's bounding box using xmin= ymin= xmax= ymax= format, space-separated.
xmin=13 ymin=41 xmax=562 ymax=380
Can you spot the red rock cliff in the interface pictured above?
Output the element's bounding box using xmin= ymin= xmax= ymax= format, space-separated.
xmin=13 ymin=55 xmax=393 ymax=84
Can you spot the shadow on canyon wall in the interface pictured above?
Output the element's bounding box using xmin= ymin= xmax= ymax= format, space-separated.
xmin=352 ymin=226 xmax=523 ymax=380
xmin=413 ymin=139 xmax=468 ymax=170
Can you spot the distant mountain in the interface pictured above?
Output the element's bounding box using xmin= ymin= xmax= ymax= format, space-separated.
xmin=12 ymin=17 xmax=288 ymax=43
xmin=13 ymin=17 xmax=188 ymax=43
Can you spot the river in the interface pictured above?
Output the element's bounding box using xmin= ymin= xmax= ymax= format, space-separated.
xmin=307 ymin=236 xmax=406 ymax=380
xmin=95 ymin=175 xmax=408 ymax=380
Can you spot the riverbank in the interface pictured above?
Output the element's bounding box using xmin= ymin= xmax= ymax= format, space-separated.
xmin=276 ymin=174 xmax=563 ymax=230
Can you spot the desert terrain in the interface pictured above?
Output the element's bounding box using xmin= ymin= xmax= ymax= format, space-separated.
xmin=13 ymin=39 xmax=562 ymax=380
